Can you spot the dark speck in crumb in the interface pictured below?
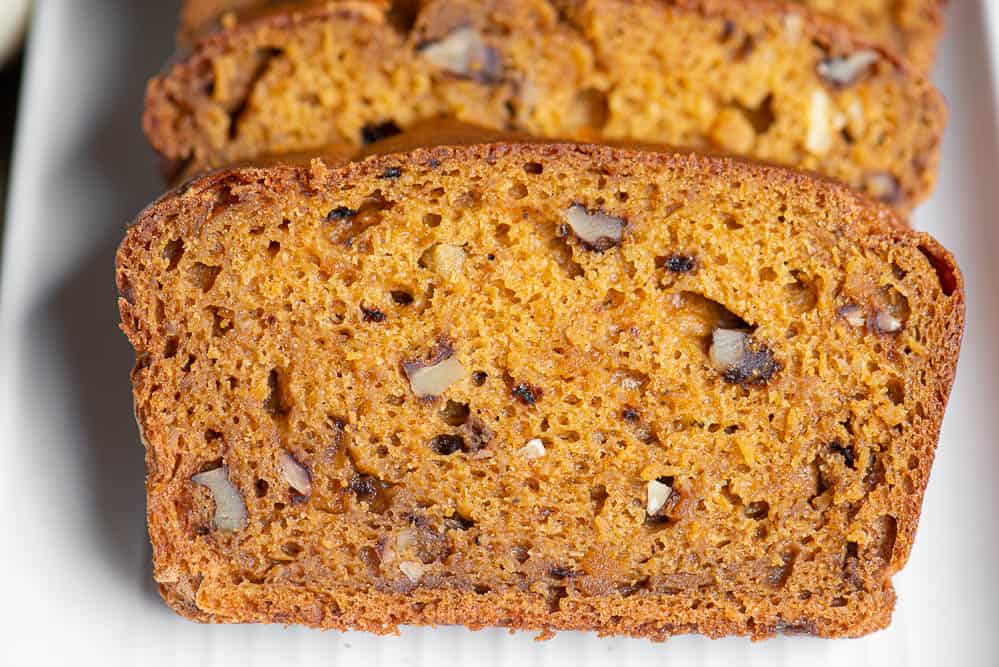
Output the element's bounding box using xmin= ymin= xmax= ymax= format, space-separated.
xmin=721 ymin=20 xmax=737 ymax=40
xmin=830 ymin=442 xmax=856 ymax=469
xmin=361 ymin=306 xmax=386 ymax=323
xmin=645 ymin=514 xmax=671 ymax=526
xmin=549 ymin=566 xmax=580 ymax=579
xmin=665 ymin=254 xmax=696 ymax=273
xmin=444 ymin=513 xmax=475 ymax=531
xmin=487 ymin=254 xmax=496 ymax=261
xmin=390 ymin=290 xmax=414 ymax=305
xmin=734 ymin=34 xmax=755 ymax=60
xmin=380 ymin=167 xmax=403 ymax=179
xmin=622 ymin=407 xmax=640 ymax=422
xmin=722 ymin=337 xmax=780 ymax=386
xmin=428 ymin=158 xmax=441 ymax=169
xmin=326 ymin=206 xmax=357 ymax=221
xmin=349 ymin=474 xmax=376 ymax=498
xmin=512 ymin=383 xmax=541 ymax=405
xmin=429 ymin=434 xmax=465 ymax=455
xmin=361 ymin=120 xmax=402 ymax=145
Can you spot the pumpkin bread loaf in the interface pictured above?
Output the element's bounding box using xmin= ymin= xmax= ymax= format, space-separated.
xmin=177 ymin=0 xmax=946 ymax=72
xmin=117 ymin=142 xmax=963 ymax=639
xmin=147 ymin=0 xmax=946 ymax=212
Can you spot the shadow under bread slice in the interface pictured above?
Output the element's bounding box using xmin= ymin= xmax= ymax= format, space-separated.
xmin=146 ymin=0 xmax=945 ymax=213
xmin=117 ymin=140 xmax=963 ymax=639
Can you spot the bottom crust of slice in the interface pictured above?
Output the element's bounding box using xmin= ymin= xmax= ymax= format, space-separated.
xmin=159 ymin=576 xmax=896 ymax=640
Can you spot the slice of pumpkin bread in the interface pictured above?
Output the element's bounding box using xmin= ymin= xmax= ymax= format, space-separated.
xmin=117 ymin=142 xmax=963 ymax=639
xmin=177 ymin=0 xmax=946 ymax=72
xmin=147 ymin=0 xmax=946 ymax=212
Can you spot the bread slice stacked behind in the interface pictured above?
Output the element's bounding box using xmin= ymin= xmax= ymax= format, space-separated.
xmin=147 ymin=0 xmax=945 ymax=212
xmin=178 ymin=0 xmax=947 ymax=72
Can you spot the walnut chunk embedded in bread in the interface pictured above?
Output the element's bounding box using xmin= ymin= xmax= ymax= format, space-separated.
xmin=117 ymin=143 xmax=964 ymax=640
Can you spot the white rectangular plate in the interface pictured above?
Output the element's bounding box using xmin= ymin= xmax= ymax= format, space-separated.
xmin=3 ymin=2 xmax=999 ymax=664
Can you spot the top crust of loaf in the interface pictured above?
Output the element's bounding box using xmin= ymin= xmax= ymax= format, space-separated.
xmin=118 ymin=141 xmax=964 ymax=640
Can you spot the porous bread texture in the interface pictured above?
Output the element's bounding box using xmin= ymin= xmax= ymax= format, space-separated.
xmin=117 ymin=142 xmax=964 ymax=640
xmin=177 ymin=0 xmax=946 ymax=72
xmin=146 ymin=0 xmax=946 ymax=212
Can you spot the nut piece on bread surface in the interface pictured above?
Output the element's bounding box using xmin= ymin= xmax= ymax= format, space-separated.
xmin=118 ymin=142 xmax=963 ymax=640
xmin=150 ymin=0 xmax=945 ymax=212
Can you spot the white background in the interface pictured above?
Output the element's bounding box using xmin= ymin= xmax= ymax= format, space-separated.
xmin=2 ymin=1 xmax=998 ymax=664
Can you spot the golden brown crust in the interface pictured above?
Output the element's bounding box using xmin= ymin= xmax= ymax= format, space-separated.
xmin=146 ymin=0 xmax=946 ymax=212
xmin=119 ymin=142 xmax=963 ymax=640
xmin=165 ymin=116 xmax=921 ymax=211
xmin=160 ymin=575 xmax=897 ymax=640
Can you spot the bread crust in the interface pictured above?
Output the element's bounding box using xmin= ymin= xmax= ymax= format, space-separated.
xmin=118 ymin=142 xmax=964 ymax=640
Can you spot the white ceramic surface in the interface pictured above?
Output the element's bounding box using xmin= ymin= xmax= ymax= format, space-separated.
xmin=2 ymin=2 xmax=998 ymax=664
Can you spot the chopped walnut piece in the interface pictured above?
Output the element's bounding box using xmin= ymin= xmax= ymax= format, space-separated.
xmin=396 ymin=528 xmax=418 ymax=551
xmin=865 ymin=172 xmax=901 ymax=204
xmin=519 ymin=438 xmax=546 ymax=460
xmin=845 ymin=99 xmax=866 ymax=138
xmin=611 ymin=369 xmax=648 ymax=391
xmin=818 ymin=50 xmax=880 ymax=88
xmin=419 ymin=27 xmax=502 ymax=84
xmin=838 ymin=304 xmax=866 ymax=328
xmin=709 ymin=328 xmax=781 ymax=386
xmin=647 ymin=479 xmax=673 ymax=516
xmin=278 ymin=452 xmax=311 ymax=496
xmin=564 ymin=204 xmax=625 ymax=251
xmin=874 ymin=310 xmax=902 ymax=334
xmin=192 ymin=467 xmax=247 ymax=532
xmin=783 ymin=13 xmax=803 ymax=43
xmin=806 ymin=89 xmax=834 ymax=156
xmin=403 ymin=344 xmax=466 ymax=397
xmin=420 ymin=243 xmax=466 ymax=278
xmin=399 ymin=560 xmax=427 ymax=582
